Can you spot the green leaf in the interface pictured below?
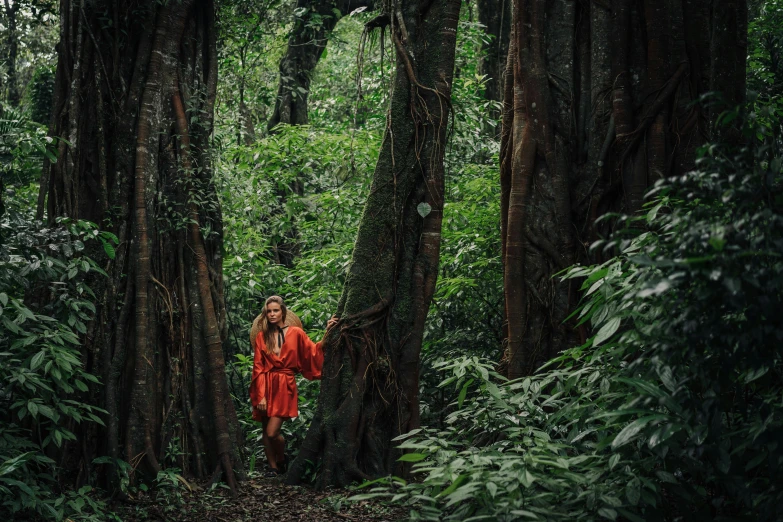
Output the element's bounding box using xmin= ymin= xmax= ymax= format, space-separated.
xmin=392 ymin=428 xmax=422 ymax=441
xmin=3 ymin=316 xmax=22 ymax=334
xmin=593 ymin=317 xmax=621 ymax=346
xmin=417 ymin=202 xmax=432 ymax=218
xmin=608 ymin=453 xmax=621 ymax=470
xmin=612 ymin=416 xmax=663 ymax=449
xmin=397 ymin=452 xmax=427 ymax=463
xmin=486 ymin=481 xmax=497 ymax=498
xmin=655 ymin=470 xmax=677 ymax=484
xmin=647 ymin=423 xmax=682 ymax=449
xmin=38 ymin=405 xmax=57 ymax=421
xmin=0 ymin=452 xmax=35 ymax=476
xmin=30 ymin=350 xmax=46 ymax=370
xmin=625 ymin=478 xmax=641 ymax=505
xmin=457 ymin=378 xmax=473 ymax=408
xmin=520 ymin=469 xmax=536 ymax=488
xmin=439 ymin=474 xmax=469 ymax=497
xmin=510 ymin=510 xmax=540 ymax=520
xmin=0 ymin=477 xmax=36 ymax=498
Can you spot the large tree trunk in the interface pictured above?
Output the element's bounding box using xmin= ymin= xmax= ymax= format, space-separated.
xmin=37 ymin=0 xmax=243 ymax=492
xmin=477 ymin=0 xmax=511 ymax=106
xmin=267 ymin=0 xmax=374 ymax=131
xmin=500 ymin=0 xmax=748 ymax=379
xmin=2 ymin=0 xmax=20 ymax=106
xmin=285 ymin=0 xmax=461 ymax=489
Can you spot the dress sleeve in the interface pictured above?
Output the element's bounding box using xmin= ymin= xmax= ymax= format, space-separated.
xmin=249 ymin=332 xmax=267 ymax=405
xmin=297 ymin=329 xmax=324 ymax=381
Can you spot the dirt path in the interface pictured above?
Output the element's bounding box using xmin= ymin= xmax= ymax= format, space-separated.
xmin=115 ymin=475 xmax=404 ymax=522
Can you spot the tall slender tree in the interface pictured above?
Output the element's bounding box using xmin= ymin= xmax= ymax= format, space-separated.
xmin=37 ymin=0 xmax=243 ymax=491
xmin=268 ymin=0 xmax=374 ymax=131
xmin=477 ymin=0 xmax=511 ymax=107
xmin=2 ymin=0 xmax=20 ymax=105
xmin=285 ymin=0 xmax=461 ymax=488
xmin=500 ymin=0 xmax=748 ymax=379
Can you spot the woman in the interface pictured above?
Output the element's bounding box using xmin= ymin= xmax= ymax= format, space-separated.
xmin=249 ymin=295 xmax=336 ymax=476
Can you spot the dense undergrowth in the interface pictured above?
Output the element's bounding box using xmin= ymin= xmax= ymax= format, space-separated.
xmin=0 ymin=107 xmax=117 ymax=520
xmin=351 ymin=106 xmax=783 ymax=520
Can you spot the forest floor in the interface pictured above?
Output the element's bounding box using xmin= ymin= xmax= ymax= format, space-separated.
xmin=114 ymin=473 xmax=405 ymax=522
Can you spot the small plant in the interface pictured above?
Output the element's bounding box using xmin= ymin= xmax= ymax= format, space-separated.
xmin=154 ymin=467 xmax=188 ymax=512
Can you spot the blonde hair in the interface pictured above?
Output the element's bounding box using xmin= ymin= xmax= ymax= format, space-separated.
xmin=260 ymin=295 xmax=288 ymax=353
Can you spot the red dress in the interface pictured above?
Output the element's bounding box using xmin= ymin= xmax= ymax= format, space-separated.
xmin=249 ymin=327 xmax=324 ymax=420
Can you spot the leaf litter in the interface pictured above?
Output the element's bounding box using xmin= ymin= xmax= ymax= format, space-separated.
xmin=115 ymin=475 xmax=406 ymax=522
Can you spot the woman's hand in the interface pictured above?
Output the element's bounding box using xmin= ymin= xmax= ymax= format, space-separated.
xmin=326 ymin=316 xmax=339 ymax=331
xmin=256 ymin=397 xmax=267 ymax=412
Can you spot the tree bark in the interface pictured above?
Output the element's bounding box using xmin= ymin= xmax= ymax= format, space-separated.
xmin=477 ymin=0 xmax=511 ymax=107
xmin=285 ymin=0 xmax=461 ymax=489
xmin=501 ymin=0 xmax=748 ymax=379
xmin=2 ymin=0 xmax=20 ymax=106
xmin=38 ymin=0 xmax=244 ymax=492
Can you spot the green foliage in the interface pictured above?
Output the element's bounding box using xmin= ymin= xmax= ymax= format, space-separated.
xmin=747 ymin=0 xmax=783 ymax=165
xmin=216 ymin=123 xmax=379 ymax=329
xmin=351 ymin=106 xmax=783 ymax=520
xmin=217 ymin=0 xmax=294 ymax=132
xmin=25 ymin=66 xmax=55 ymax=124
xmin=1 ymin=103 xmax=57 ymax=197
xmin=0 ymin=211 xmax=115 ymax=519
xmin=748 ymin=0 xmax=783 ymax=106
xmin=420 ymin=161 xmax=502 ymax=423
xmin=308 ymin=12 xmax=390 ymax=133
xmin=419 ymin=11 xmax=504 ymax=425
xmin=0 ymin=112 xmax=115 ymax=521
xmin=0 ymin=1 xmax=58 ymax=106
xmin=216 ymin=122 xmax=379 ymax=470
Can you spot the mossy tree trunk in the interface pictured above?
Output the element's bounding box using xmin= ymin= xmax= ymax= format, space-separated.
xmin=38 ymin=0 xmax=244 ymax=493
xmin=500 ymin=0 xmax=747 ymax=379
xmin=285 ymin=0 xmax=461 ymax=489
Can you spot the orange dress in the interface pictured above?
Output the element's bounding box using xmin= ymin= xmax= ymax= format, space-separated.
xmin=249 ymin=326 xmax=324 ymax=420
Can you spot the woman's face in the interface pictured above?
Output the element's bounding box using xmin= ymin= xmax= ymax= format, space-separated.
xmin=266 ymin=302 xmax=282 ymax=325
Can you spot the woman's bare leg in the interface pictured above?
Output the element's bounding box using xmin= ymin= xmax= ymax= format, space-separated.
xmin=264 ymin=416 xmax=286 ymax=469
xmin=260 ymin=417 xmax=277 ymax=470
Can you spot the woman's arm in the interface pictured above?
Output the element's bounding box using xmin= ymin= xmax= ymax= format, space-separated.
xmin=297 ymin=317 xmax=338 ymax=380
xmin=249 ymin=333 xmax=267 ymax=407
xmin=297 ymin=329 xmax=324 ymax=380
